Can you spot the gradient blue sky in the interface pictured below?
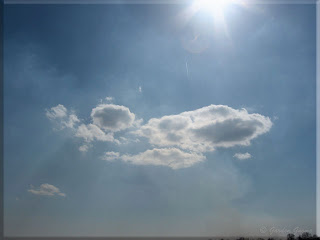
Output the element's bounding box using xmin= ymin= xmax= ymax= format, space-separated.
xmin=4 ymin=2 xmax=316 ymax=237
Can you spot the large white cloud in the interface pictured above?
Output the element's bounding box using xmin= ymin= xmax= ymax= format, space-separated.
xmin=120 ymin=148 xmax=205 ymax=169
xmin=47 ymin=103 xmax=272 ymax=169
xmin=28 ymin=183 xmax=66 ymax=197
xmin=136 ymin=105 xmax=272 ymax=152
xmin=91 ymin=104 xmax=135 ymax=132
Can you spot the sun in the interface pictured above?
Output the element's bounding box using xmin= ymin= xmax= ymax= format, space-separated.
xmin=179 ymin=0 xmax=242 ymax=51
xmin=192 ymin=0 xmax=232 ymax=21
xmin=193 ymin=0 xmax=230 ymax=11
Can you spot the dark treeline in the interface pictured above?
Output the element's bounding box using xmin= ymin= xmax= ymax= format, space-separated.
xmin=213 ymin=232 xmax=319 ymax=240
xmin=286 ymin=233 xmax=319 ymax=240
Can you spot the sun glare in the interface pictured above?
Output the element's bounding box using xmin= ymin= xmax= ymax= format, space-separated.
xmin=193 ymin=0 xmax=231 ymax=16
xmin=189 ymin=0 xmax=235 ymax=40
xmin=194 ymin=0 xmax=229 ymax=10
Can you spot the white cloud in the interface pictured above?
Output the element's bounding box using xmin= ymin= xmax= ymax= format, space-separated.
xmin=101 ymin=151 xmax=120 ymax=161
xmin=120 ymin=148 xmax=205 ymax=169
xmin=79 ymin=144 xmax=90 ymax=152
xmin=91 ymin=104 xmax=135 ymax=132
xmin=234 ymin=152 xmax=252 ymax=160
xmin=46 ymin=104 xmax=80 ymax=130
xmin=119 ymin=136 xmax=140 ymax=144
xmin=75 ymin=124 xmax=115 ymax=142
xmin=139 ymin=86 xmax=142 ymax=93
xmin=47 ymin=103 xmax=272 ymax=166
xmin=105 ymin=96 xmax=114 ymax=102
xmin=46 ymin=104 xmax=67 ymax=119
xmin=47 ymin=104 xmax=137 ymax=150
xmin=136 ymin=105 xmax=272 ymax=152
xmin=28 ymin=184 xmax=66 ymax=197
xmin=100 ymin=148 xmax=205 ymax=169
xmin=63 ymin=114 xmax=80 ymax=129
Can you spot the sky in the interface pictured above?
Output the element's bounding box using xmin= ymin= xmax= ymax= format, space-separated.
xmin=3 ymin=1 xmax=316 ymax=237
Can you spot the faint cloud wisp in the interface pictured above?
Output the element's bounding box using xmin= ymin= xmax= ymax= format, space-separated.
xmin=28 ymin=184 xmax=66 ymax=197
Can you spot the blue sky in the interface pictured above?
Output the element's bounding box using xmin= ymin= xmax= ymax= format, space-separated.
xmin=4 ymin=2 xmax=316 ymax=237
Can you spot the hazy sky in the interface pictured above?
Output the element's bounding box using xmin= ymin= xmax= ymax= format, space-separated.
xmin=4 ymin=1 xmax=316 ymax=237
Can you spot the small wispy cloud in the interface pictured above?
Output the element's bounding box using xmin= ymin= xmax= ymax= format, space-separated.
xmin=28 ymin=184 xmax=66 ymax=197
xmin=105 ymin=96 xmax=114 ymax=102
xmin=63 ymin=114 xmax=80 ymax=129
xmin=46 ymin=104 xmax=67 ymax=119
xmin=46 ymin=104 xmax=80 ymax=130
xmin=119 ymin=136 xmax=140 ymax=144
xmin=233 ymin=152 xmax=252 ymax=160
xmin=79 ymin=144 xmax=90 ymax=152
xmin=101 ymin=151 xmax=120 ymax=161
xmin=100 ymin=148 xmax=205 ymax=169
xmin=75 ymin=123 xmax=115 ymax=143
xmin=139 ymin=86 xmax=142 ymax=93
